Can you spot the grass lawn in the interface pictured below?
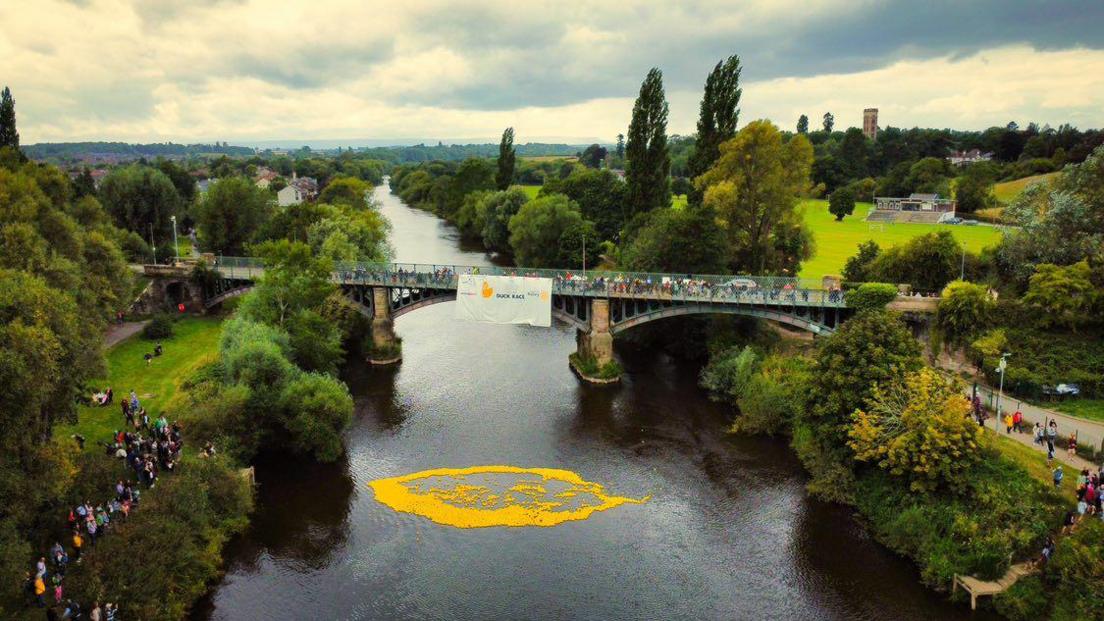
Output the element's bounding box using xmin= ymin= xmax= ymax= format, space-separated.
xmin=993 ymin=172 xmax=1061 ymax=204
xmin=989 ymin=433 xmax=1079 ymax=504
xmin=57 ymin=316 xmax=224 ymax=448
xmin=798 ymin=199 xmax=1003 ymax=279
xmin=517 ymin=184 xmax=541 ymax=199
xmin=1054 ymin=399 xmax=1104 ymax=423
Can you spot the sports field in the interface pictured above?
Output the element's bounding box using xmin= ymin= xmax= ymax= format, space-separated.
xmin=798 ymin=200 xmax=1003 ymax=278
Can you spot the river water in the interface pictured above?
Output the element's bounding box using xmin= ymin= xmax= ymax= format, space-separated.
xmin=196 ymin=185 xmax=994 ymax=621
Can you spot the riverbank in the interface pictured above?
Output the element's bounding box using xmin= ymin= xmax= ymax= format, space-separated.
xmin=13 ymin=313 xmax=255 ymax=621
xmin=703 ymin=311 xmax=1080 ymax=617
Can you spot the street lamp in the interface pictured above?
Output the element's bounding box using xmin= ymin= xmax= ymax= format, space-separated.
xmin=171 ymin=215 xmax=179 ymax=264
xmin=995 ymin=352 xmax=1011 ymax=420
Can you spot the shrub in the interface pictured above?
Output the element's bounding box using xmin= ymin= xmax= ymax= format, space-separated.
xmin=65 ymin=456 xmax=252 ymax=621
xmin=142 ymin=313 xmax=174 ymax=339
xmin=846 ymin=282 xmax=898 ymax=312
xmin=700 ymin=346 xmax=759 ymax=403
xmin=569 ymin=352 xmax=622 ymax=380
xmin=732 ymin=354 xmax=811 ymax=435
xmin=1048 ymin=519 xmax=1104 ymax=621
xmin=938 ymin=280 xmax=994 ymax=344
xmin=994 ymin=575 xmax=1050 ymax=620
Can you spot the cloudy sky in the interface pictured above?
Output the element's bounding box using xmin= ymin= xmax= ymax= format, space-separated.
xmin=3 ymin=0 xmax=1104 ymax=145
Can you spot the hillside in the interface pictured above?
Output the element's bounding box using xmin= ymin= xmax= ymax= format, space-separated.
xmin=993 ymin=172 xmax=1061 ymax=204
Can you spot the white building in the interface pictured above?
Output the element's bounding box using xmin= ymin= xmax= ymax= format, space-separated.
xmin=948 ymin=149 xmax=994 ymax=166
xmin=277 ymin=184 xmax=304 ymax=206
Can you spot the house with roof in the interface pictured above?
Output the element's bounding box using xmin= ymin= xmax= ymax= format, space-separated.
xmin=277 ymin=183 xmax=305 ymax=206
xmin=948 ymin=149 xmax=993 ymax=166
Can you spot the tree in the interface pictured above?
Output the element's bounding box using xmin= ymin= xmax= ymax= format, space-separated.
xmin=444 ymin=158 xmax=495 ymax=220
xmin=238 ymin=240 xmax=336 ymax=330
xmin=318 ymin=175 xmax=372 ymax=210
xmin=954 ymin=170 xmax=995 ymax=214
xmin=938 ymin=280 xmax=994 ymax=344
xmin=847 ymin=282 xmax=898 ymax=312
xmin=98 ymin=165 xmax=182 ymax=241
xmin=279 ymin=372 xmax=354 ymax=462
xmin=843 ymin=240 xmax=881 ymax=282
xmin=156 ymin=159 xmax=197 ymax=205
xmin=1023 ymin=261 xmax=1098 ymax=330
xmin=541 ymin=168 xmax=626 ymax=242
xmin=797 ymin=114 xmax=809 ymax=134
xmin=615 ymin=133 xmax=625 ymax=159
xmin=822 ymin=112 xmax=835 ymax=133
xmin=194 ymin=177 xmax=274 ymax=254
xmin=508 ymin=194 xmax=591 ymax=267
xmin=838 ymin=128 xmax=870 ymax=180
xmin=697 ymin=120 xmax=814 ymax=274
xmin=496 ymin=127 xmax=516 ymax=190
xmin=579 ymin=144 xmax=608 ymax=169
xmin=481 ymin=188 xmax=529 ymax=253
xmin=809 ymin=310 xmax=922 ymax=440
xmin=621 ymin=204 xmax=729 ymax=274
xmin=306 ymin=205 xmax=391 ymax=263
xmin=72 ymin=167 xmax=96 ymax=199
xmin=904 ymin=157 xmax=951 ymax=196
xmin=867 ymin=231 xmax=963 ymax=292
xmin=686 ymin=55 xmax=742 ymax=207
xmin=849 ymin=368 xmax=982 ymax=493
xmin=828 ymin=186 xmax=856 ymax=221
xmin=0 ymin=86 xmax=18 ymax=151
xmin=624 ymin=68 xmax=671 ymax=221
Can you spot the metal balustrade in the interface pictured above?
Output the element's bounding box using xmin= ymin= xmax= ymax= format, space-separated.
xmin=211 ymin=257 xmax=849 ymax=309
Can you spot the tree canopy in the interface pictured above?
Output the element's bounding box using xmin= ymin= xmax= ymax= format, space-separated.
xmin=686 ymin=55 xmax=741 ymax=207
xmin=624 ymin=68 xmax=671 ymax=222
xmin=194 ymin=176 xmax=274 ymax=254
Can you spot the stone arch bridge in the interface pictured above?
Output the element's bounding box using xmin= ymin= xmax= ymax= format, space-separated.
xmin=142 ymin=259 xmax=857 ymax=378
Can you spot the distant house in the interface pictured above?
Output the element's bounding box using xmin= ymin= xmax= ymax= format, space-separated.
xmin=290 ymin=174 xmax=318 ymax=200
xmin=277 ymin=184 xmax=304 ymax=206
xmin=254 ymin=166 xmax=278 ymax=189
xmin=948 ymin=149 xmax=993 ymax=166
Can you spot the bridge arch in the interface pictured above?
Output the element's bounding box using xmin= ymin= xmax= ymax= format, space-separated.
xmin=608 ymin=303 xmax=839 ymax=335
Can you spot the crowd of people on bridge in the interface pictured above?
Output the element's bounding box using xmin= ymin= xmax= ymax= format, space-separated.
xmin=335 ymin=265 xmax=846 ymax=305
xmin=22 ymin=365 xmax=193 ymax=619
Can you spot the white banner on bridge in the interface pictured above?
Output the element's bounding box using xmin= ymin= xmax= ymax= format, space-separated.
xmin=455 ymin=274 xmax=552 ymax=327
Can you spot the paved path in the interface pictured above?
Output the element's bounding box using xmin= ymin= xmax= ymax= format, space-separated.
xmin=974 ymin=382 xmax=1104 ymax=467
xmin=104 ymin=320 xmax=149 ymax=348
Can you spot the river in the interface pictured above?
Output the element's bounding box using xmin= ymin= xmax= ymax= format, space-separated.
xmin=195 ymin=184 xmax=994 ymax=620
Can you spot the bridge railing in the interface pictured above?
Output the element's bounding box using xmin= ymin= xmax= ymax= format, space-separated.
xmin=212 ymin=257 xmax=849 ymax=307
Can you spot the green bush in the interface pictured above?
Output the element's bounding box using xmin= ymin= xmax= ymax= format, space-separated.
xmin=365 ymin=338 xmax=403 ymax=360
xmin=995 ymin=575 xmax=1050 ymax=621
xmin=569 ymin=352 xmax=622 ymax=380
xmin=65 ymin=456 xmax=253 ymax=621
xmin=732 ymin=355 xmax=811 ymax=435
xmin=700 ymin=345 xmax=759 ymax=403
xmin=142 ymin=313 xmax=175 ymax=339
xmin=846 ymin=282 xmax=898 ymax=312
xmin=1048 ymin=519 xmax=1104 ymax=621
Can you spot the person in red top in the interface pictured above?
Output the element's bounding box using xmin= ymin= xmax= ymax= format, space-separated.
xmin=1012 ymin=409 xmax=1023 ymax=433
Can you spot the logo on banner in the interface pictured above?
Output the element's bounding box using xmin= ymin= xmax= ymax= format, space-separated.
xmin=481 ymin=281 xmax=494 ymax=298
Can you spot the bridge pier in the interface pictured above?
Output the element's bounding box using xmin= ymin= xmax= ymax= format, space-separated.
xmin=368 ymin=287 xmax=402 ymax=365
xmin=572 ymin=299 xmax=619 ymax=384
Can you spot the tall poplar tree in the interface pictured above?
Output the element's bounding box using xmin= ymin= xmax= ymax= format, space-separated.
xmin=0 ymin=86 xmax=19 ymax=151
xmin=797 ymin=114 xmax=809 ymax=134
xmin=822 ymin=111 xmax=835 ymax=133
xmin=624 ymin=68 xmax=671 ymax=223
xmin=496 ymin=127 xmax=516 ymax=190
xmin=686 ymin=55 xmax=742 ymax=207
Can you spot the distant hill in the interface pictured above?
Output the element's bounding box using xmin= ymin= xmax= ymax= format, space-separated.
xmin=993 ymin=172 xmax=1062 ymax=205
xmin=23 ymin=141 xmax=254 ymax=163
xmin=23 ymin=140 xmax=592 ymax=165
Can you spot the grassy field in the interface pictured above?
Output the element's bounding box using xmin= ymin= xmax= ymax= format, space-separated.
xmin=1054 ymin=399 xmax=1104 ymax=423
xmin=57 ymin=316 xmax=224 ymax=448
xmin=993 ymin=172 xmax=1061 ymax=204
xmin=517 ymin=184 xmax=541 ymax=199
xmin=798 ymin=200 xmax=1003 ymax=278
xmin=990 ymin=433 xmax=1079 ymax=503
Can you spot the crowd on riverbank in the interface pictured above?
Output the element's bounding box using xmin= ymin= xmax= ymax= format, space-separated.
xmin=21 ymin=354 xmax=194 ymax=619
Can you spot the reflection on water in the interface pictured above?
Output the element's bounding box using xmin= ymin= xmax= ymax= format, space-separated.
xmin=194 ymin=186 xmax=995 ymax=621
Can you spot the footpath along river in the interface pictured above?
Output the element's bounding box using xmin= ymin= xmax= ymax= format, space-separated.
xmin=194 ymin=184 xmax=996 ymax=620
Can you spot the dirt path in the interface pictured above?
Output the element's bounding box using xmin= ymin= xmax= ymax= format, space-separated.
xmin=104 ymin=320 xmax=149 ymax=348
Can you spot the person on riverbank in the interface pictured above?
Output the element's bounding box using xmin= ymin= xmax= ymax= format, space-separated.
xmin=1003 ymin=412 xmax=1014 ymax=434
xmin=1033 ymin=422 xmax=1043 ymax=445
xmin=1054 ymin=466 xmax=1064 ymax=488
xmin=1068 ymin=433 xmax=1078 ymax=458
xmin=71 ymin=530 xmax=82 ymax=564
xmin=1046 ymin=421 xmax=1058 ymax=461
xmin=1012 ymin=408 xmax=1023 ymax=433
xmin=33 ymin=573 xmax=46 ymax=607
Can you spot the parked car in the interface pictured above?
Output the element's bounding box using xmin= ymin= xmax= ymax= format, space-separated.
xmin=1042 ymin=383 xmax=1081 ymax=397
xmin=961 ymin=219 xmax=980 ymax=226
xmin=723 ymin=277 xmax=758 ymax=290
xmin=943 ymin=217 xmax=963 ymax=225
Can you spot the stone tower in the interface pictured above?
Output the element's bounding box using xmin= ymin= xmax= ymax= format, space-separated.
xmin=863 ymin=108 xmax=879 ymax=140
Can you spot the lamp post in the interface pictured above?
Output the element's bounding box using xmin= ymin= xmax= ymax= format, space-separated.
xmin=995 ymin=353 xmax=1011 ymax=421
xmin=149 ymin=223 xmax=156 ymax=265
xmin=582 ymin=233 xmax=586 ymax=278
xmin=171 ymin=215 xmax=179 ymax=264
